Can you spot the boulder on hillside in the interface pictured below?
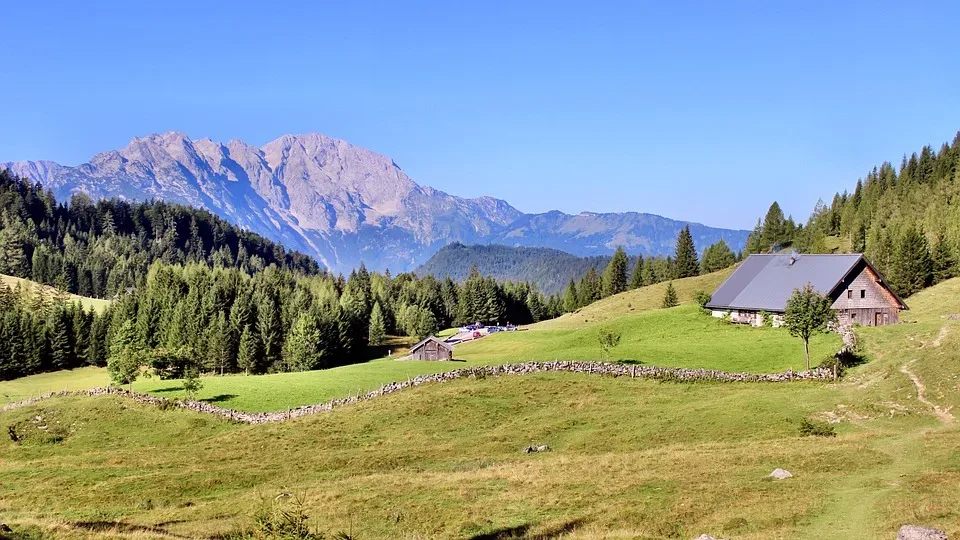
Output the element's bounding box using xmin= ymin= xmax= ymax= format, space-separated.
xmin=694 ymin=535 xmax=728 ymax=540
xmin=768 ymin=468 xmax=793 ymax=479
xmin=523 ymin=444 xmax=550 ymax=454
xmin=897 ymin=525 xmax=948 ymax=540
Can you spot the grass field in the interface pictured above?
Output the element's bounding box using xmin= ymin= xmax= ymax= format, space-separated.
xmin=538 ymin=268 xmax=733 ymax=329
xmin=1 ymin=304 xmax=838 ymax=412
xmin=1 ymin=274 xmax=112 ymax=313
xmin=1 ymin=275 xmax=958 ymax=538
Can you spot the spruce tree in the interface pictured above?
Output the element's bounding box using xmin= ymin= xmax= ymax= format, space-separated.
xmin=674 ymin=226 xmax=699 ymax=278
xmin=932 ymin=234 xmax=955 ymax=284
xmin=661 ymin=282 xmax=679 ymax=308
xmin=284 ymin=312 xmax=324 ymax=371
xmin=237 ymin=324 xmax=261 ymax=375
xmin=107 ymin=320 xmax=141 ymax=387
xmin=762 ymin=202 xmax=787 ymax=249
xmin=630 ymin=255 xmax=645 ymax=289
xmin=368 ymin=301 xmax=386 ymax=346
xmin=579 ymin=267 xmax=601 ymax=306
xmin=700 ymin=239 xmax=735 ymax=274
xmin=562 ymin=280 xmax=579 ymax=312
xmin=891 ymin=225 xmax=933 ymax=296
xmin=601 ymin=246 xmax=629 ymax=297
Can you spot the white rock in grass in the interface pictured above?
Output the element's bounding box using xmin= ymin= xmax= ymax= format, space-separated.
xmin=768 ymin=468 xmax=793 ymax=479
xmin=897 ymin=525 xmax=948 ymax=540
xmin=694 ymin=535 xmax=728 ymax=540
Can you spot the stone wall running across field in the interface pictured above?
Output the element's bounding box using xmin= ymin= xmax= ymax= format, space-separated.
xmin=1 ymin=362 xmax=834 ymax=424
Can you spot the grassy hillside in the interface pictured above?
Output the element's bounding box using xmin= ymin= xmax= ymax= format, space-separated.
xmin=538 ymin=266 xmax=734 ymax=329
xmin=457 ymin=304 xmax=838 ymax=372
xmin=2 ymin=277 xmax=957 ymax=538
xmin=1 ymin=274 xmax=111 ymax=313
xmin=1 ymin=304 xmax=837 ymax=411
xmin=1 ymin=280 xmax=958 ymax=538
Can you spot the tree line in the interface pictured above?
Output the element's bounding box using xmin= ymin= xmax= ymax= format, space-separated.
xmin=560 ymin=226 xmax=737 ymax=312
xmin=0 ymin=260 xmax=562 ymax=381
xmin=0 ymin=169 xmax=320 ymax=299
xmin=745 ymin=131 xmax=960 ymax=297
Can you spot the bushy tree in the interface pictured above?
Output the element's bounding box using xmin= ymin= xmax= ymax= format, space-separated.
xmin=783 ymin=284 xmax=835 ymax=371
xmin=562 ymin=279 xmax=579 ymax=312
xmin=237 ymin=324 xmax=262 ymax=375
xmin=284 ymin=312 xmax=326 ymax=371
xmin=597 ymin=330 xmax=621 ymax=360
xmin=932 ymin=234 xmax=956 ymax=284
xmin=108 ymin=320 xmax=141 ymax=387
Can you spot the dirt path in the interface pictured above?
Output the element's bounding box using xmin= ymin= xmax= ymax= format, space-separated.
xmin=900 ymin=360 xmax=955 ymax=424
xmin=931 ymin=324 xmax=950 ymax=347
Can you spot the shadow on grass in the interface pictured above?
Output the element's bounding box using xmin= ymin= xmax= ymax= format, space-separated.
xmin=614 ymin=358 xmax=645 ymax=365
xmin=469 ymin=518 xmax=585 ymax=540
xmin=201 ymin=394 xmax=238 ymax=404
xmin=67 ymin=521 xmax=192 ymax=539
xmin=151 ymin=386 xmax=184 ymax=393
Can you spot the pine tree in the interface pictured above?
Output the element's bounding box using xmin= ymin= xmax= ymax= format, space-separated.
xmin=601 ymin=246 xmax=629 ymax=297
xmin=284 ymin=312 xmax=325 ymax=371
xmin=700 ymin=239 xmax=736 ymax=274
xmin=578 ymin=267 xmax=601 ymax=306
xmin=630 ymin=255 xmax=645 ymax=289
xmin=562 ymin=280 xmax=579 ymax=312
xmin=107 ymin=320 xmax=141 ymax=387
xmin=368 ymin=301 xmax=386 ymax=346
xmin=48 ymin=308 xmax=73 ymax=370
xmin=661 ymin=282 xmax=679 ymax=308
xmin=761 ymin=202 xmax=787 ymax=249
xmin=237 ymin=324 xmax=261 ymax=375
xmin=932 ymin=234 xmax=956 ymax=284
xmin=891 ymin=225 xmax=933 ymax=296
xmin=674 ymin=226 xmax=699 ymax=278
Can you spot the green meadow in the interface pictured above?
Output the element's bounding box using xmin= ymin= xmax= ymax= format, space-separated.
xmin=0 ymin=275 xmax=958 ymax=538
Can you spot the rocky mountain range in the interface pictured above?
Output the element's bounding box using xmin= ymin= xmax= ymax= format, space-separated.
xmin=3 ymin=132 xmax=750 ymax=272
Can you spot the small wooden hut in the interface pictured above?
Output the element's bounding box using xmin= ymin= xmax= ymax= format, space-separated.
xmin=409 ymin=336 xmax=454 ymax=361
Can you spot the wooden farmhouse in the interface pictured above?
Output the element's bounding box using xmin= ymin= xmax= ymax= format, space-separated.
xmin=409 ymin=336 xmax=454 ymax=361
xmin=705 ymin=253 xmax=908 ymax=327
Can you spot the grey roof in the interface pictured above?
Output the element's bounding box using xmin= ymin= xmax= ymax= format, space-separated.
xmin=410 ymin=336 xmax=454 ymax=352
xmin=705 ymin=253 xmax=865 ymax=312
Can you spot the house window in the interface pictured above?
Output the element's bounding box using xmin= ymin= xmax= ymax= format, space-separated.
xmin=851 ymin=313 xmax=857 ymax=320
xmin=860 ymin=290 xmax=866 ymax=299
xmin=847 ymin=290 xmax=852 ymax=299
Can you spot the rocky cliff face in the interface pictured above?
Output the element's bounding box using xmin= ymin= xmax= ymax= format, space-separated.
xmin=3 ymin=132 xmax=749 ymax=272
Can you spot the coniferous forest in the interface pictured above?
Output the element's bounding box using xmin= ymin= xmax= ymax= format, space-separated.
xmin=0 ymin=170 xmax=564 ymax=380
xmin=744 ymin=132 xmax=960 ymax=297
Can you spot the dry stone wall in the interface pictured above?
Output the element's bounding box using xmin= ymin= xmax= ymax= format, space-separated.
xmin=2 ymin=362 xmax=834 ymax=425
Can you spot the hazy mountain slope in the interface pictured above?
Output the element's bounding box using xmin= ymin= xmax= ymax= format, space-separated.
xmin=3 ymin=132 xmax=749 ymax=272
xmin=415 ymin=243 xmax=612 ymax=294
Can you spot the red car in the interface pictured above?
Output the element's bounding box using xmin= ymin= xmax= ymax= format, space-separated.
xmin=472 ymin=331 xmax=481 ymax=339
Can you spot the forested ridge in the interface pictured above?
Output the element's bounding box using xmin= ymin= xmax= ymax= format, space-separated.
xmin=416 ymin=243 xmax=613 ymax=294
xmin=745 ymin=131 xmax=960 ymax=297
xmin=0 ymin=169 xmax=320 ymax=298
xmin=0 ymin=169 xmax=565 ymax=381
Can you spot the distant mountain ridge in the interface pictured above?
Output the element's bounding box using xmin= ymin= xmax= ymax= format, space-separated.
xmin=416 ymin=243 xmax=613 ymax=294
xmin=3 ymin=132 xmax=749 ymax=272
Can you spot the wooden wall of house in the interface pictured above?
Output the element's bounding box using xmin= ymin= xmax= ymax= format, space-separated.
xmin=831 ymin=262 xmax=902 ymax=326
xmin=411 ymin=340 xmax=453 ymax=361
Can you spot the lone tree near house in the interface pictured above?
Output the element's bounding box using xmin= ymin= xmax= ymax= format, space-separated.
xmin=783 ymin=284 xmax=835 ymax=371
xmin=662 ymin=282 xmax=679 ymax=308
xmin=674 ymin=226 xmax=700 ymax=278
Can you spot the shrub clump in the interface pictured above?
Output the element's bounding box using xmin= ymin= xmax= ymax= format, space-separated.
xmin=798 ymin=418 xmax=836 ymax=438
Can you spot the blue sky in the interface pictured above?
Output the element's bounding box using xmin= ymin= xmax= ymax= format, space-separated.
xmin=3 ymin=1 xmax=959 ymax=229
